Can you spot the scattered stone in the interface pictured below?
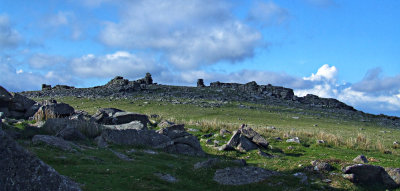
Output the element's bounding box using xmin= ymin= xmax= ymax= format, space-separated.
xmin=213 ymin=140 xmax=220 ymax=147
xmin=154 ymin=173 xmax=178 ymax=183
xmin=187 ymin=128 xmax=199 ymax=132
xmin=126 ymin=149 xmax=136 ymax=154
xmin=213 ymin=166 xmax=279 ymax=185
xmin=286 ymin=137 xmax=301 ymax=144
xmin=219 ymin=128 xmax=231 ymax=136
xmin=202 ymin=132 xmax=213 ymax=138
xmin=109 ymin=149 xmax=133 ymax=161
xmin=226 ymin=130 xmax=241 ymax=147
xmin=0 ymin=128 xmax=81 ymax=191
xmin=292 ymin=116 xmax=299 ymax=120
xmin=313 ymin=124 xmax=318 ymax=127
xmin=343 ymin=164 xmax=398 ymax=188
xmin=194 ymin=158 xmax=221 ymax=169
xmin=266 ymin=126 xmax=276 ymax=130
xmin=393 ymin=141 xmax=399 ymax=148
xmin=353 ymin=155 xmax=368 ymax=163
xmin=206 ymin=139 xmax=213 ymax=145
xmin=316 ymin=140 xmax=325 ymax=144
xmin=287 ymin=146 xmax=294 ymax=150
xmin=293 ymin=172 xmax=308 ymax=185
xmin=275 ymin=137 xmax=282 ymax=141
xmin=158 ymin=120 xmax=175 ymax=128
xmin=32 ymin=135 xmax=79 ymax=152
xmin=311 ymin=160 xmax=334 ymax=171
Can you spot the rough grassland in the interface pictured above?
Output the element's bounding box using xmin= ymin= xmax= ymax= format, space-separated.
xmin=17 ymin=96 xmax=400 ymax=190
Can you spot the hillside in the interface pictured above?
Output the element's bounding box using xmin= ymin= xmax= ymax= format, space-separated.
xmin=1 ymin=74 xmax=400 ymax=190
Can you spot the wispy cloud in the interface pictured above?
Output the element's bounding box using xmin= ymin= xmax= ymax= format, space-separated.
xmin=247 ymin=1 xmax=289 ymax=27
xmin=0 ymin=14 xmax=21 ymax=50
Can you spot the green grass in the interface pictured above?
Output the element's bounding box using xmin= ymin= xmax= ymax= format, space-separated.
xmin=18 ymin=96 xmax=400 ymax=190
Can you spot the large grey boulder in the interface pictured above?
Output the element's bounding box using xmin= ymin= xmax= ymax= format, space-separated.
xmin=56 ymin=126 xmax=87 ymax=141
xmin=100 ymin=129 xmax=173 ymax=149
xmin=385 ymin=168 xmax=400 ymax=186
xmin=93 ymin=108 xmax=150 ymax=127
xmin=237 ymin=135 xmax=258 ymax=152
xmin=213 ymin=166 xmax=279 ymax=185
xmin=158 ymin=124 xmax=205 ymax=156
xmin=343 ymin=164 xmax=398 ymax=188
xmin=0 ymin=86 xmax=36 ymax=119
xmin=224 ymin=127 xmax=268 ymax=152
xmin=32 ymin=135 xmax=79 ymax=152
xmin=103 ymin=121 xmax=146 ymax=130
xmin=0 ymin=128 xmax=81 ymax=191
xmin=194 ymin=158 xmax=221 ymax=169
xmin=33 ymin=100 xmax=74 ymax=121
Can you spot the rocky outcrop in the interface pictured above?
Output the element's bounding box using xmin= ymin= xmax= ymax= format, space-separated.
xmin=298 ymin=94 xmax=355 ymax=110
xmin=0 ymin=128 xmax=81 ymax=191
xmin=197 ymin=79 xmax=205 ymax=87
xmin=0 ymin=86 xmax=36 ymax=119
xmin=213 ymin=166 xmax=279 ymax=185
xmin=343 ymin=164 xmax=399 ymax=189
xmin=221 ymin=126 xmax=269 ymax=152
xmin=33 ymin=100 xmax=75 ymax=121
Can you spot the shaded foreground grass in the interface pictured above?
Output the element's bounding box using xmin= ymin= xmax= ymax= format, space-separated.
xmin=20 ymin=96 xmax=400 ymax=190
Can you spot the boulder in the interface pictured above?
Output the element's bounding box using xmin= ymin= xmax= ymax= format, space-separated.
xmin=0 ymin=129 xmax=81 ymax=191
xmin=311 ymin=160 xmax=334 ymax=171
xmin=213 ymin=166 xmax=279 ymax=185
xmin=343 ymin=164 xmax=398 ymax=188
xmin=100 ymin=129 xmax=173 ymax=149
xmin=385 ymin=168 xmax=400 ymax=186
xmin=158 ymin=125 xmax=205 ymax=156
xmin=218 ymin=144 xmax=235 ymax=151
xmin=154 ymin=173 xmax=177 ymax=183
xmin=353 ymin=154 xmax=368 ymax=163
xmin=237 ymin=135 xmax=258 ymax=152
xmin=56 ymin=126 xmax=87 ymax=141
xmin=33 ymin=100 xmax=74 ymax=121
xmin=32 ymin=135 xmax=79 ymax=152
xmin=93 ymin=108 xmax=150 ymax=127
xmin=0 ymin=86 xmax=36 ymax=119
xmin=219 ymin=128 xmax=231 ymax=136
xmin=226 ymin=130 xmax=241 ymax=147
xmin=103 ymin=121 xmax=146 ymax=131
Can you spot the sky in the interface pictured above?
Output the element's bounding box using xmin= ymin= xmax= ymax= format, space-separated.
xmin=0 ymin=0 xmax=399 ymax=116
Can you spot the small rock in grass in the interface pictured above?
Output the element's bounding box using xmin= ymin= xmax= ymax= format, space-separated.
xmin=154 ymin=173 xmax=178 ymax=183
xmin=353 ymin=155 xmax=368 ymax=163
xmin=202 ymin=133 xmax=213 ymax=138
xmin=286 ymin=137 xmax=300 ymax=144
xmin=316 ymin=140 xmax=325 ymax=144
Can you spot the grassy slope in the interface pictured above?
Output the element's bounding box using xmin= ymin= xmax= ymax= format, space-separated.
xmin=18 ymin=96 xmax=400 ymax=190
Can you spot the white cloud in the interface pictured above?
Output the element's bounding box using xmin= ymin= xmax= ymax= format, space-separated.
xmin=99 ymin=0 xmax=262 ymax=69
xmin=29 ymin=54 xmax=65 ymax=69
xmin=247 ymin=1 xmax=289 ymax=26
xmin=44 ymin=11 xmax=83 ymax=40
xmin=303 ymin=64 xmax=337 ymax=82
xmin=351 ymin=68 xmax=400 ymax=94
xmin=47 ymin=11 xmax=72 ymax=26
xmin=16 ymin=69 xmax=23 ymax=74
xmin=0 ymin=14 xmax=21 ymax=50
xmin=70 ymin=51 xmax=164 ymax=79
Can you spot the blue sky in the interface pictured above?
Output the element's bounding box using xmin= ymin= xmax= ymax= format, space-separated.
xmin=1 ymin=0 xmax=400 ymax=116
